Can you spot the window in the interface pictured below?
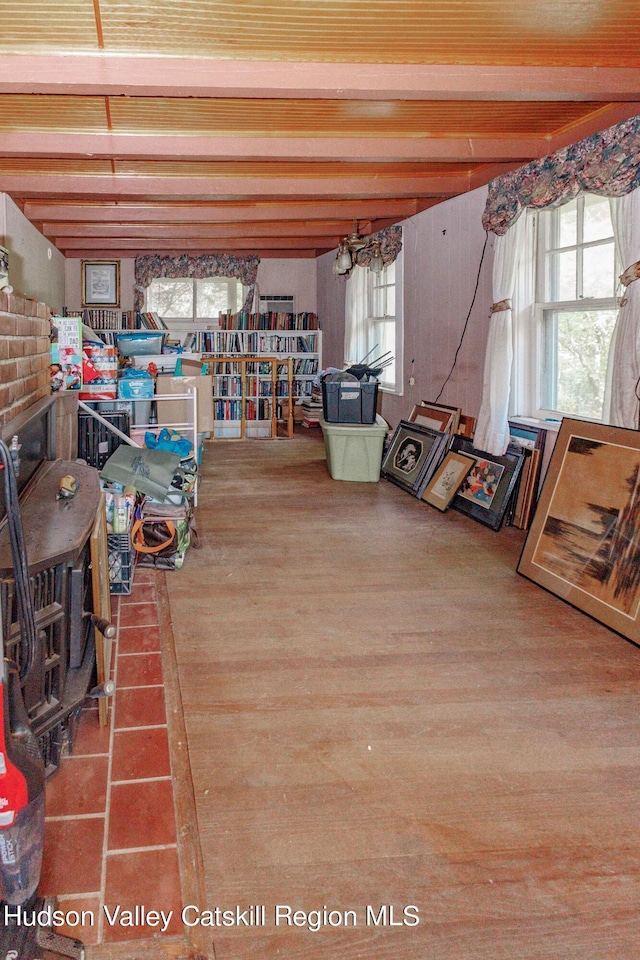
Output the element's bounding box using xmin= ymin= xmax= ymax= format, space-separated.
xmin=345 ymin=252 xmax=403 ymax=394
xmin=146 ymin=277 xmax=244 ymax=327
xmin=519 ymin=195 xmax=620 ymax=421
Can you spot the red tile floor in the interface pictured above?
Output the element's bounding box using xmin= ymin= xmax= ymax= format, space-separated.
xmin=39 ymin=568 xmax=184 ymax=947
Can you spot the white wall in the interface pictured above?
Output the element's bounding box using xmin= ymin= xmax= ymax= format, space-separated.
xmin=65 ymin=257 xmax=136 ymax=313
xmin=64 ymin=256 xmax=316 ymax=316
xmin=317 ymin=186 xmax=495 ymax=428
xmin=0 ymin=194 xmax=65 ymax=312
xmin=256 ymin=258 xmax=317 ymax=313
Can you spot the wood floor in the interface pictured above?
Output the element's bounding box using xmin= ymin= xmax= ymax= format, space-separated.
xmin=164 ymin=428 xmax=640 ymax=960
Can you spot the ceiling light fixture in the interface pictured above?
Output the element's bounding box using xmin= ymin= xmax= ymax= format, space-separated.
xmin=333 ymin=221 xmax=370 ymax=276
xmin=368 ymin=241 xmax=384 ymax=275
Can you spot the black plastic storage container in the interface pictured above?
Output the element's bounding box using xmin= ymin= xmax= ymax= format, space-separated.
xmin=322 ymin=379 xmax=379 ymax=424
xmin=78 ymin=409 xmax=130 ymax=468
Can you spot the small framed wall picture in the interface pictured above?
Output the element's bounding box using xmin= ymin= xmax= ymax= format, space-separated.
xmin=421 ymin=450 xmax=477 ymax=511
xmin=81 ymin=260 xmax=120 ymax=307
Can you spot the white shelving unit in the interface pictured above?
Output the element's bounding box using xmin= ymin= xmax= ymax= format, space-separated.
xmin=184 ymin=314 xmax=321 ymax=439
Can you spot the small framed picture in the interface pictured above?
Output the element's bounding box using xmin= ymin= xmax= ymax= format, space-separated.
xmin=81 ymin=260 xmax=120 ymax=307
xmin=421 ymin=450 xmax=477 ymax=511
xmin=382 ymin=420 xmax=449 ymax=495
xmin=412 ymin=402 xmax=461 ymax=434
xmin=450 ymin=436 xmax=525 ymax=531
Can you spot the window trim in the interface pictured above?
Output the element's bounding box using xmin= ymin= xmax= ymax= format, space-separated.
xmin=366 ymin=252 xmax=403 ymax=396
xmin=145 ymin=275 xmax=245 ymax=324
xmin=512 ymin=198 xmax=620 ymax=423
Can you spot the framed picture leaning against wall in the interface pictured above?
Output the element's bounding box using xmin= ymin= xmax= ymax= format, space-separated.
xmin=518 ymin=418 xmax=640 ymax=644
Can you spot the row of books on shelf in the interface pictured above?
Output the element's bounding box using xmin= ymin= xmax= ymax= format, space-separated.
xmin=214 ymin=398 xmax=273 ymax=420
xmin=211 ymin=378 xmax=314 ymax=399
xmin=218 ymin=311 xmax=318 ymax=331
xmin=182 ymin=330 xmax=318 ymax=354
xmin=63 ymin=308 xmax=168 ymax=331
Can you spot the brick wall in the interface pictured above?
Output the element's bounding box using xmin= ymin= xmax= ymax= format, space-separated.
xmin=0 ymin=288 xmax=51 ymax=428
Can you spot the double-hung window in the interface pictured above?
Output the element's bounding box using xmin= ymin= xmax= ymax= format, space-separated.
xmin=519 ymin=194 xmax=620 ymax=421
xmin=146 ymin=277 xmax=244 ymax=331
xmin=345 ymin=251 xmax=403 ymax=394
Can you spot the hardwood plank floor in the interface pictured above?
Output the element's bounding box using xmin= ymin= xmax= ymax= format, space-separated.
xmin=165 ymin=429 xmax=640 ymax=960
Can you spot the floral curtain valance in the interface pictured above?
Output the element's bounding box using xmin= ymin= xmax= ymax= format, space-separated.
xmin=353 ymin=224 xmax=403 ymax=269
xmin=134 ymin=253 xmax=260 ymax=311
xmin=482 ymin=115 xmax=640 ymax=236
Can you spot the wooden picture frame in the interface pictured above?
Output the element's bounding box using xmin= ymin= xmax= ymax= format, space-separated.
xmin=456 ymin=414 xmax=476 ymax=440
xmin=421 ymin=450 xmax=477 ymax=511
xmin=518 ymin=418 xmax=640 ymax=644
xmin=409 ymin=403 xmax=455 ymax=434
xmin=82 ymin=259 xmax=120 ymax=307
xmin=420 ymin=401 xmax=461 ymax=434
xmin=381 ymin=419 xmax=448 ymax=495
xmin=450 ymin=436 xmax=525 ymax=531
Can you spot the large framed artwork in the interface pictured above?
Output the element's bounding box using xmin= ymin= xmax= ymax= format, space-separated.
xmin=82 ymin=259 xmax=120 ymax=307
xmin=518 ymin=418 xmax=640 ymax=643
xmin=450 ymin=436 xmax=525 ymax=530
xmin=381 ymin=420 xmax=448 ymax=495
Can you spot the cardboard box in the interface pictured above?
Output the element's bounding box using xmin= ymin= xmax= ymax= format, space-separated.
xmin=179 ymin=357 xmax=205 ymax=376
xmin=155 ymin=374 xmax=213 ymax=434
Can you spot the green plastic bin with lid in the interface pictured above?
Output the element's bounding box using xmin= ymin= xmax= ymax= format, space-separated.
xmin=320 ymin=415 xmax=388 ymax=482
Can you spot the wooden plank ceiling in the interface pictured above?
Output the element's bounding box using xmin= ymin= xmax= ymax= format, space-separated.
xmin=0 ymin=0 xmax=639 ymax=259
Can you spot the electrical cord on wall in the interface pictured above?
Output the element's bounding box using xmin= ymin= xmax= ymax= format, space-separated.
xmin=433 ymin=231 xmax=489 ymax=402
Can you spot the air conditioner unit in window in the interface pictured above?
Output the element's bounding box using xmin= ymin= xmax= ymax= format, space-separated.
xmin=259 ymin=295 xmax=295 ymax=313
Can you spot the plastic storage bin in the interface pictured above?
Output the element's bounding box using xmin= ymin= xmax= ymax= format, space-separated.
xmin=117 ymin=375 xmax=155 ymax=425
xmin=320 ymin=415 xmax=388 ymax=482
xmin=114 ymin=331 xmax=165 ymax=356
xmin=78 ymin=409 xmax=131 ymax=469
xmin=322 ymin=379 xmax=379 ymax=424
xmin=107 ymin=533 xmax=134 ymax=594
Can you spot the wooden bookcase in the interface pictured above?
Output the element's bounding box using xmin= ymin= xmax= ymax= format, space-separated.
xmin=183 ymin=314 xmax=322 ymax=421
xmin=202 ymin=355 xmax=294 ymax=439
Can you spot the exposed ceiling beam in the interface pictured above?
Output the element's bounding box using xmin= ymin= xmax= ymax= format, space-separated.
xmin=0 ymin=173 xmax=474 ymax=198
xmin=63 ymin=247 xmax=320 ymax=259
xmin=0 ymin=133 xmax=546 ymax=164
xmin=42 ymin=221 xmax=369 ymax=239
xmin=1 ymin=56 xmax=640 ymax=102
xmin=23 ymin=198 xmax=424 ymax=222
xmin=57 ymin=236 xmax=341 ymax=251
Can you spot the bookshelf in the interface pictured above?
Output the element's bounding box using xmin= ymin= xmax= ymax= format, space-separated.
xmin=202 ymin=356 xmax=294 ymax=439
xmin=62 ymin=309 xmax=168 ymax=339
xmin=183 ymin=312 xmax=322 ymax=426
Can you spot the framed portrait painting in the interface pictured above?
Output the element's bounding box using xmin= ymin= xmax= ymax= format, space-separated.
xmin=82 ymin=259 xmax=120 ymax=307
xmin=381 ymin=420 xmax=448 ymax=495
xmin=518 ymin=418 xmax=640 ymax=644
xmin=450 ymin=436 xmax=525 ymax=531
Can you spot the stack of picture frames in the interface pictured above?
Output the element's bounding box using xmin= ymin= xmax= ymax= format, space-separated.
xmin=380 ymin=401 xmax=475 ymax=508
xmin=382 ymin=402 xmax=545 ymax=533
xmin=505 ymin=419 xmax=549 ymax=530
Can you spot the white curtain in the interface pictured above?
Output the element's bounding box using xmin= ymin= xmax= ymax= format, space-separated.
xmin=474 ymin=215 xmax=526 ymax=455
xmin=604 ymin=189 xmax=640 ymax=428
xmin=343 ymin=264 xmax=368 ymax=365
